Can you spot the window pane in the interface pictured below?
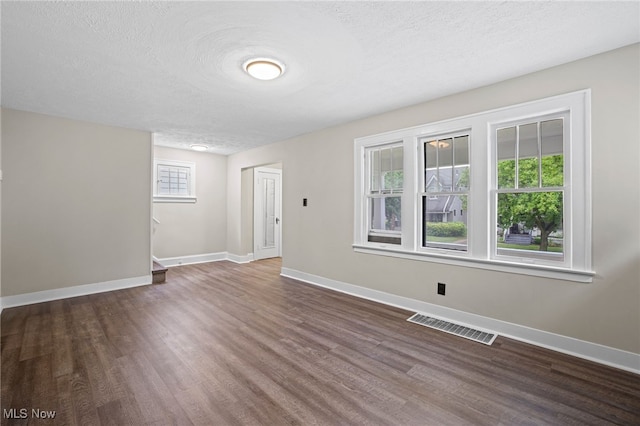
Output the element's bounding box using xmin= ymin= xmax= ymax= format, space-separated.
xmin=384 ymin=170 xmax=404 ymax=192
xmin=518 ymin=123 xmax=539 ymax=188
xmin=453 ymin=165 xmax=470 ymax=192
xmin=425 ymin=138 xmax=456 ymax=193
xmin=425 ymin=140 xmax=437 ymax=170
xmin=438 ymin=138 xmax=453 ymax=169
xmin=497 ymin=127 xmax=516 ymax=189
xmin=422 ymin=195 xmax=467 ymax=251
xmin=263 ymin=177 xmax=276 ymax=248
xmin=541 ymin=119 xmax=564 ymax=187
xmin=453 ymin=135 xmax=470 ymax=191
xmin=384 ymin=146 xmax=403 ymax=191
xmin=370 ymin=197 xmax=402 ymax=232
xmin=158 ymin=165 xmax=190 ymax=195
xmin=381 ymin=147 xmax=392 ymax=188
xmin=370 ymin=149 xmax=380 ymax=192
xmin=425 ymin=171 xmax=439 ymax=193
xmin=425 ymin=140 xmax=437 ymax=192
xmin=497 ymin=191 xmax=563 ymax=259
xmin=394 ymin=146 xmax=404 ymax=189
xmin=454 ymin=135 xmax=469 ymax=165
xmin=369 ymin=145 xmax=403 ymax=193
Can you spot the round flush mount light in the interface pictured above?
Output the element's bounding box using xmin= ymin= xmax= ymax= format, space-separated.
xmin=428 ymin=140 xmax=450 ymax=149
xmin=243 ymin=58 xmax=285 ymax=80
xmin=190 ymin=144 xmax=208 ymax=152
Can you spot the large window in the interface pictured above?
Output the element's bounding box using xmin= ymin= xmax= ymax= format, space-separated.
xmin=354 ymin=91 xmax=592 ymax=282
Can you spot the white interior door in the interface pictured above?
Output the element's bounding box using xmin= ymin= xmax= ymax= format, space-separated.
xmin=254 ymin=167 xmax=282 ymax=260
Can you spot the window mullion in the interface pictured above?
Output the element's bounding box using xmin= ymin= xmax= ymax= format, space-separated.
xmin=435 ymin=142 xmax=440 ymax=192
xmin=515 ymin=125 xmax=520 ymax=189
xmin=451 ymin=137 xmax=455 ymax=192
xmin=401 ymin=136 xmax=415 ymax=250
xmin=537 ymin=121 xmax=542 ymax=188
xmin=497 ymin=186 xmax=564 ymax=194
xmin=469 ymin=122 xmax=487 ymax=258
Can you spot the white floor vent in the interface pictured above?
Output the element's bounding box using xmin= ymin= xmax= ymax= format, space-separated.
xmin=407 ymin=313 xmax=497 ymax=346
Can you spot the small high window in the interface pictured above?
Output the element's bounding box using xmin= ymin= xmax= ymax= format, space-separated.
xmin=153 ymin=159 xmax=197 ymax=203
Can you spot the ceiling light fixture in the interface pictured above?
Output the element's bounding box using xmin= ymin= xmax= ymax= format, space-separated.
xmin=428 ymin=140 xmax=450 ymax=149
xmin=243 ymin=58 xmax=285 ymax=81
xmin=190 ymin=144 xmax=208 ymax=152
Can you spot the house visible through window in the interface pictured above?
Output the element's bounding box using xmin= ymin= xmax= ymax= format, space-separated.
xmin=153 ymin=159 xmax=197 ymax=203
xmin=353 ymin=90 xmax=592 ymax=282
xmin=422 ymin=133 xmax=469 ymax=252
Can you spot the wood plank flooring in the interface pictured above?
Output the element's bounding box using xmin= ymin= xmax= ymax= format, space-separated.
xmin=2 ymin=258 xmax=639 ymax=425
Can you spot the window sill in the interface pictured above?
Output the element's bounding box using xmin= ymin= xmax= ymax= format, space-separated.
xmin=352 ymin=244 xmax=594 ymax=283
xmin=153 ymin=196 xmax=197 ymax=203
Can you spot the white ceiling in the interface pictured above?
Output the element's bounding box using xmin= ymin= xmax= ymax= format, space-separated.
xmin=2 ymin=1 xmax=639 ymax=155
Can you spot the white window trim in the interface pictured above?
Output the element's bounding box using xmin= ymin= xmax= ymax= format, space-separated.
xmin=153 ymin=159 xmax=197 ymax=203
xmin=354 ymin=90 xmax=593 ymax=283
xmin=489 ymin=111 xmax=570 ymax=268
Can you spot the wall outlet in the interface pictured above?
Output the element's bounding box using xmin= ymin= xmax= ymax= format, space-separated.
xmin=303 ymin=198 xmax=308 ymax=206
xmin=437 ymin=282 xmax=446 ymax=295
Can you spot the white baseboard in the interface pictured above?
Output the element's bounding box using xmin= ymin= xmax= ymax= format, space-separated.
xmin=0 ymin=275 xmax=152 ymax=313
xmin=280 ymin=267 xmax=640 ymax=375
xmin=1 ymin=252 xmax=254 ymax=312
xmin=155 ymin=252 xmax=254 ymax=267
xmin=155 ymin=252 xmax=228 ymax=267
xmin=226 ymin=252 xmax=254 ymax=264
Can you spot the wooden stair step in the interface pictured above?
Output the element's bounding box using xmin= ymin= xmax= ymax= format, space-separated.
xmin=152 ymin=261 xmax=168 ymax=284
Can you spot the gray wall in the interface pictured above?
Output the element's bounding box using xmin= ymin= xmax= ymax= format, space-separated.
xmin=226 ymin=44 xmax=640 ymax=355
xmin=0 ymin=109 xmax=3 ymax=296
xmin=1 ymin=109 xmax=152 ymax=296
xmin=152 ymin=146 xmax=227 ymax=259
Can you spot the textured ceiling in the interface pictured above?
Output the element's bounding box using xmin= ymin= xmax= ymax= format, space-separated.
xmin=2 ymin=1 xmax=639 ymax=155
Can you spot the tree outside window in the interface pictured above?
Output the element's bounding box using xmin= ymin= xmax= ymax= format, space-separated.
xmin=496 ymin=119 xmax=564 ymax=254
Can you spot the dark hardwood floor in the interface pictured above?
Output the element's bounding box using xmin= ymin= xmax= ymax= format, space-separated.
xmin=2 ymin=258 xmax=639 ymax=425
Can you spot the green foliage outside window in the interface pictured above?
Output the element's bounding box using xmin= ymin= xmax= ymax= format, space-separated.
xmin=384 ymin=171 xmax=403 ymax=229
xmin=425 ymin=222 xmax=467 ymax=237
xmin=497 ymin=155 xmax=563 ymax=251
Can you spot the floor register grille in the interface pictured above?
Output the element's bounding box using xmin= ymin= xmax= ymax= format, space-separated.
xmin=407 ymin=313 xmax=497 ymax=345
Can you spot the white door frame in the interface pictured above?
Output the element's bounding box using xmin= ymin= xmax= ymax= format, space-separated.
xmin=253 ymin=167 xmax=282 ymax=260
